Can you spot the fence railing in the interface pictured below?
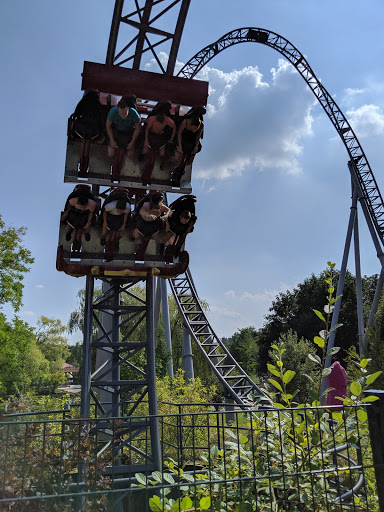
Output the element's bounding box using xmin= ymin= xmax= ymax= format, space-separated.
xmin=0 ymin=399 xmax=382 ymax=512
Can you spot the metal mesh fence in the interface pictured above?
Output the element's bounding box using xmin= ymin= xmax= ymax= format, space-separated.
xmin=0 ymin=403 xmax=378 ymax=511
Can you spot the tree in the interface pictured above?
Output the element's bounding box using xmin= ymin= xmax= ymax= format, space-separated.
xmin=0 ymin=213 xmax=34 ymax=311
xmin=256 ymin=270 xmax=377 ymax=371
xmin=36 ymin=316 xmax=70 ymax=393
xmin=227 ymin=327 xmax=260 ymax=378
xmin=268 ymin=330 xmax=319 ymax=404
xmin=0 ymin=314 xmax=48 ymax=397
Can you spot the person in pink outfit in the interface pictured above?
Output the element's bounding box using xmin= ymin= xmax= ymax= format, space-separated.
xmin=326 ymin=361 xmax=348 ymax=411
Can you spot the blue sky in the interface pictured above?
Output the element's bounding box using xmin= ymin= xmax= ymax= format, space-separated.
xmin=1 ymin=0 xmax=384 ymax=342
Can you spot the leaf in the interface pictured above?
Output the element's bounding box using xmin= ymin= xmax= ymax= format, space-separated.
xmin=135 ymin=473 xmax=147 ymax=486
xmin=322 ymin=367 xmax=332 ymax=377
xmin=149 ymin=495 xmax=164 ymax=512
xmin=163 ymin=473 xmax=175 ymax=485
xmin=268 ymin=378 xmax=283 ymax=392
xmin=360 ymin=395 xmax=379 ymax=403
xmin=200 ymin=496 xmax=211 ymax=510
xmin=313 ymin=309 xmax=326 ymax=322
xmin=314 ymin=336 xmax=325 ymax=348
xmin=152 ymin=471 xmax=163 ymax=483
xmin=366 ymin=371 xmax=382 ymax=386
xmin=239 ymin=435 xmax=248 ymax=444
xmin=360 ymin=358 xmax=368 ymax=369
xmin=180 ymin=496 xmax=193 ymax=510
xmin=308 ymin=353 xmax=321 ymax=365
xmin=350 ymin=381 xmax=362 ymax=396
xmin=303 ymin=373 xmax=315 ymax=384
xmin=326 ymin=346 xmax=341 ymax=357
xmin=329 ymin=323 xmax=343 ymax=333
xmin=267 ymin=364 xmax=280 ymax=377
xmin=282 ymin=370 xmax=296 ymax=384
xmin=332 ymin=412 xmax=343 ymax=423
xmin=357 ymin=409 xmax=368 ymax=422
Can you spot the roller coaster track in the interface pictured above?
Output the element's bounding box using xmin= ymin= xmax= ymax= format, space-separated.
xmin=169 ymin=268 xmax=267 ymax=406
xmin=177 ymin=27 xmax=384 ymax=245
xmin=169 ymin=27 xmax=384 ymax=405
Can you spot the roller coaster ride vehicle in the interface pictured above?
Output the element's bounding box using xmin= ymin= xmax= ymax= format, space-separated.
xmin=57 ymin=186 xmax=192 ymax=279
xmin=64 ymin=62 xmax=208 ymax=195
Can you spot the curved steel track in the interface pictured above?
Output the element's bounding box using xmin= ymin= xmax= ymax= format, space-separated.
xmin=169 ymin=268 xmax=266 ymax=406
xmin=169 ymin=27 xmax=384 ymax=405
xmin=177 ymin=27 xmax=384 ymax=244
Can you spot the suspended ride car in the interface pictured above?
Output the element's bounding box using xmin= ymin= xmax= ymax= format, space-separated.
xmin=64 ymin=62 xmax=208 ymax=194
xmin=56 ymin=185 xmax=195 ymax=279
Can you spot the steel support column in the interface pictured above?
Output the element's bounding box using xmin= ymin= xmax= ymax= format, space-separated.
xmin=160 ymin=278 xmax=174 ymax=377
xmin=321 ymin=185 xmax=358 ymax=398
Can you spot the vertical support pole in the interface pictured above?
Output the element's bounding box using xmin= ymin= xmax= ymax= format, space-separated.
xmin=364 ymin=390 xmax=384 ymax=509
xmin=95 ymin=280 xmax=115 ymax=414
xmin=367 ymin=268 xmax=384 ymax=329
xmin=160 ymin=279 xmax=174 ymax=378
xmin=353 ymin=210 xmax=365 ymax=356
xmin=146 ymin=275 xmax=162 ymax=470
xmin=182 ymin=324 xmax=194 ymax=381
xmin=320 ymin=186 xmax=358 ymax=399
xmin=111 ymin=282 xmax=121 ymax=418
xmin=80 ymin=275 xmax=94 ymax=417
xmin=154 ymin=277 xmax=162 ymax=332
xmin=106 ymin=0 xmax=124 ymax=65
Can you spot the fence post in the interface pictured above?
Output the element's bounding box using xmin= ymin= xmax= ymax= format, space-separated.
xmin=364 ymin=389 xmax=384 ymax=509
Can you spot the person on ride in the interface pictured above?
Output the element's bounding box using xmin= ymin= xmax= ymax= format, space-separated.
xmin=131 ymin=192 xmax=170 ymax=241
xmin=176 ymin=108 xmax=204 ymax=159
xmin=100 ymin=199 xmax=131 ymax=246
xmin=106 ymin=97 xmax=141 ymax=158
xmin=71 ymin=89 xmax=105 ymax=142
xmin=164 ymin=209 xmax=194 ymax=246
xmin=61 ymin=194 xmax=97 ymax=242
xmin=143 ymin=101 xmax=176 ymax=158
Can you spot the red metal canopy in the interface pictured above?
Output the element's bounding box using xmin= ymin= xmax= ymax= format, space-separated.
xmin=81 ymin=61 xmax=208 ymax=107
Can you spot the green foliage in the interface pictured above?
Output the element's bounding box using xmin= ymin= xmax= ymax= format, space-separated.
xmin=0 ymin=213 xmax=34 ymax=312
xmin=137 ymin=399 xmax=377 ymax=511
xmin=268 ymin=330 xmax=319 ymax=404
xmin=36 ymin=316 xmax=69 ymax=393
xmin=227 ymin=327 xmax=260 ymax=378
xmin=0 ymin=314 xmax=71 ymax=398
xmin=364 ymin=291 xmax=384 ymax=389
xmin=255 ymin=269 xmax=377 ymax=372
xmin=0 ymin=411 xmax=112 ymax=511
xmin=0 ymin=314 xmax=47 ymax=397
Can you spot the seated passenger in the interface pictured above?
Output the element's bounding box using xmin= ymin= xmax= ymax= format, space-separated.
xmin=106 ymin=97 xmax=141 ymax=158
xmin=61 ymin=193 xmax=97 ymax=242
xmin=71 ymin=89 xmax=105 ymax=142
xmin=131 ymin=192 xmax=170 ymax=241
xmin=170 ymin=106 xmax=205 ymax=185
xmin=143 ymin=101 xmax=176 ymax=158
xmin=164 ymin=209 xmax=196 ymax=247
xmin=176 ymin=107 xmax=205 ymax=159
xmin=101 ymin=197 xmax=131 ymax=246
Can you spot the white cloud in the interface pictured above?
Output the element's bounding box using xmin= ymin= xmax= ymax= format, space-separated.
xmin=21 ymin=310 xmax=35 ymax=317
xmin=145 ymin=54 xmax=316 ymax=180
xmin=206 ymin=282 xmax=296 ymax=337
xmin=35 ymin=284 xmax=44 ymax=289
xmin=346 ymin=104 xmax=384 ymax=138
xmin=345 ymin=88 xmax=365 ymax=96
xmin=193 ymin=59 xmax=315 ymax=179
